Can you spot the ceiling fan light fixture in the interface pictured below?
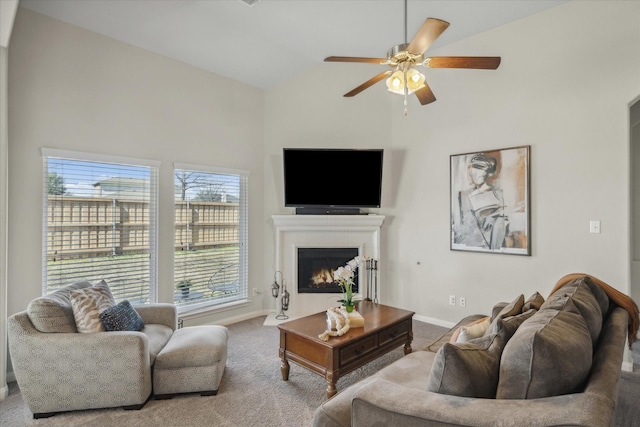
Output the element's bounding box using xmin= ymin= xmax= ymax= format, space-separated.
xmin=386 ymin=69 xmax=405 ymax=95
xmin=406 ymin=68 xmax=425 ymax=94
xmin=385 ymin=67 xmax=425 ymax=95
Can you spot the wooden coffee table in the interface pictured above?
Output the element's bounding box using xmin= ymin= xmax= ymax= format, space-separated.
xmin=277 ymin=301 xmax=414 ymax=398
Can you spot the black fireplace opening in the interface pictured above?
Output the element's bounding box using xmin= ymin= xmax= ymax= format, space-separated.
xmin=297 ymin=247 xmax=359 ymax=294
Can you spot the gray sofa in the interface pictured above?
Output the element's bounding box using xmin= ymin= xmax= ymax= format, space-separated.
xmin=8 ymin=281 xmax=177 ymax=418
xmin=313 ymin=276 xmax=632 ymax=427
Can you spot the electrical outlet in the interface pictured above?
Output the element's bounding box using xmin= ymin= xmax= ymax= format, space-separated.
xmin=449 ymin=295 xmax=456 ymax=306
xmin=459 ymin=297 xmax=466 ymax=307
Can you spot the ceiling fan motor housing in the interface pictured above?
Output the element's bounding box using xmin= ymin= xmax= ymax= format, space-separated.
xmin=387 ymin=43 xmax=423 ymax=67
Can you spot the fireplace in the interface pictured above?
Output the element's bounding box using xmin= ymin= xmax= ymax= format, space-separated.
xmin=267 ymin=214 xmax=385 ymax=320
xmin=297 ymin=247 xmax=359 ymax=293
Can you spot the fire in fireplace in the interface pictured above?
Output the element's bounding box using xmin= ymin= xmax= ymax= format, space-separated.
xmin=297 ymin=247 xmax=359 ymax=293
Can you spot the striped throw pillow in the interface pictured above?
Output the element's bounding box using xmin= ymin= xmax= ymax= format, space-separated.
xmin=70 ymin=281 xmax=116 ymax=333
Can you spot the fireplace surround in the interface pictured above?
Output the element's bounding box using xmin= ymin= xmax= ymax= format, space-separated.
xmin=270 ymin=214 xmax=385 ymax=318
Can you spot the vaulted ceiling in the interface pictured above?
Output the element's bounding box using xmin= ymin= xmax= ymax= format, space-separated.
xmin=19 ymin=0 xmax=568 ymax=89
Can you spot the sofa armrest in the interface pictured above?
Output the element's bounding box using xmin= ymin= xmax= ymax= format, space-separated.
xmin=135 ymin=303 xmax=178 ymax=330
xmin=351 ymin=378 xmax=614 ymax=427
xmin=8 ymin=311 xmax=152 ymax=414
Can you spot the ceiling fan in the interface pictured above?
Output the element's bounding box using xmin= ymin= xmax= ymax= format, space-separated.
xmin=324 ymin=0 xmax=501 ymax=114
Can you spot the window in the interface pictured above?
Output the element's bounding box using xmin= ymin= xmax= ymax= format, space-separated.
xmin=42 ymin=149 xmax=158 ymax=302
xmin=173 ymin=164 xmax=248 ymax=311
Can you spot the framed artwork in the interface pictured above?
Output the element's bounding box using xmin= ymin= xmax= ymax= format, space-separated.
xmin=450 ymin=145 xmax=530 ymax=255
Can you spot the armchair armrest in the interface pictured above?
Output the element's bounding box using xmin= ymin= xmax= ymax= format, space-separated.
xmin=351 ymin=378 xmax=613 ymax=427
xmin=8 ymin=311 xmax=152 ymax=415
xmin=135 ymin=303 xmax=178 ymax=330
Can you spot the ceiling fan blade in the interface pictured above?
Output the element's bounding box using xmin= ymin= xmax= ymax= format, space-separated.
xmin=325 ymin=56 xmax=388 ymax=64
xmin=406 ymin=18 xmax=450 ymax=56
xmin=425 ymin=56 xmax=501 ymax=69
xmin=414 ymin=82 xmax=437 ymax=105
xmin=344 ymin=71 xmax=392 ymax=97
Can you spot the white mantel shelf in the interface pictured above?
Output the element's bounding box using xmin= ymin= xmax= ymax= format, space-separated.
xmin=269 ymin=214 xmax=385 ymax=321
xmin=271 ymin=214 xmax=385 ymax=230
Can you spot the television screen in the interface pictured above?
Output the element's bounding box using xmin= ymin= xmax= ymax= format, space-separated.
xmin=283 ymin=148 xmax=383 ymax=211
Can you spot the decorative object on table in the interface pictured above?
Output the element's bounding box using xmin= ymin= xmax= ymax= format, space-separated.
xmin=275 ymin=280 xmax=290 ymax=320
xmin=327 ymin=309 xmax=365 ymax=330
xmin=176 ymin=279 xmax=191 ymax=297
xmin=450 ymin=145 xmax=531 ymax=255
xmin=334 ymin=256 xmax=367 ymax=312
xmin=365 ymin=258 xmax=379 ymax=303
xmin=319 ymin=306 xmax=352 ymax=341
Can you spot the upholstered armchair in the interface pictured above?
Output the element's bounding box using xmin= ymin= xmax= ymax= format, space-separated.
xmin=7 ymin=281 xmax=177 ymax=418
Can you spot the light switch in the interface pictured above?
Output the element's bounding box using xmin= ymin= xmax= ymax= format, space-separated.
xmin=589 ymin=220 xmax=601 ymax=234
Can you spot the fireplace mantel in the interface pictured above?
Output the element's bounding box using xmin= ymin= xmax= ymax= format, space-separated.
xmin=272 ymin=214 xmax=386 ymax=231
xmin=271 ymin=214 xmax=385 ymax=319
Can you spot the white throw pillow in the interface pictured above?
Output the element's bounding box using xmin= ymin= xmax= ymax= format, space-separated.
xmin=456 ymin=317 xmax=491 ymax=343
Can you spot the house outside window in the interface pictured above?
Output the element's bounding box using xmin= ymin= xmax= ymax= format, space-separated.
xmin=173 ymin=164 xmax=248 ymax=312
xmin=42 ymin=149 xmax=159 ymax=302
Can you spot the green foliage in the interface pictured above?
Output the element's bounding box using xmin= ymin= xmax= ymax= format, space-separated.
xmin=47 ymin=172 xmax=68 ymax=195
xmin=176 ymin=279 xmax=192 ymax=289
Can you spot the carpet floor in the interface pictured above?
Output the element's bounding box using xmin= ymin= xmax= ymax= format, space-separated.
xmin=1 ymin=316 xmax=448 ymax=427
xmin=3 ymin=316 xmax=639 ymax=427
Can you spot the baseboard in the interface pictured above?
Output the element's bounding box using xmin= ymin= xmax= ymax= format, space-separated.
xmin=0 ymin=383 xmax=8 ymax=400
xmin=413 ymin=314 xmax=455 ymax=329
xmin=202 ymin=309 xmax=270 ymax=326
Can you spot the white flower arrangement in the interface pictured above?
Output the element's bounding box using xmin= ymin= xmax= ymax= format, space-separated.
xmin=334 ymin=256 xmax=367 ymax=311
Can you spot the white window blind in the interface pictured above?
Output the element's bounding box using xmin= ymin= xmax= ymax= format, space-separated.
xmin=42 ymin=149 xmax=158 ymax=303
xmin=173 ymin=164 xmax=248 ymax=311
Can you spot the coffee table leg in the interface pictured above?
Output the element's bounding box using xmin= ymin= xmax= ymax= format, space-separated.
xmin=325 ymin=373 xmax=337 ymax=399
xmin=404 ymin=330 xmax=413 ymax=355
xmin=280 ymin=357 xmax=290 ymax=381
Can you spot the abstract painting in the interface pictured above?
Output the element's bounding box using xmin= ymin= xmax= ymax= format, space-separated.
xmin=450 ymin=145 xmax=530 ymax=255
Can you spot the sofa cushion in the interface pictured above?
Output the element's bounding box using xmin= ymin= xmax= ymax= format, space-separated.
xmin=100 ymin=300 xmax=145 ymax=332
xmin=427 ymin=323 xmax=508 ymax=398
xmin=496 ymin=307 xmax=592 ymax=399
xmin=491 ymin=294 xmax=525 ymax=321
xmin=487 ymin=308 xmax=537 ymax=338
xmin=523 ymin=292 xmax=545 ymax=311
xmin=542 ymin=276 xmax=606 ymax=345
xmin=70 ymin=281 xmax=116 ymax=333
xmin=27 ymin=281 xmax=93 ymax=333
xmin=141 ymin=323 xmax=174 ymax=365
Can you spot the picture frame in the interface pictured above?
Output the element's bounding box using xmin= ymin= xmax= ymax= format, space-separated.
xmin=450 ymin=145 xmax=531 ymax=255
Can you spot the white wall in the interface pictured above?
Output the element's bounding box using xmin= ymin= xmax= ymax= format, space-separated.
xmin=264 ymin=1 xmax=640 ymax=325
xmin=7 ymin=8 xmax=266 ymax=326
xmin=6 ymin=1 xmax=640 ymax=333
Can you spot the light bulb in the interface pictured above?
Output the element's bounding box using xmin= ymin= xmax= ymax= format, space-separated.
xmin=386 ymin=69 xmax=406 ymax=95
xmin=405 ymin=68 xmax=425 ymax=94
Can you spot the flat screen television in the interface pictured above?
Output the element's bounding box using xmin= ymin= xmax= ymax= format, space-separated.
xmin=283 ymin=148 xmax=383 ymax=214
